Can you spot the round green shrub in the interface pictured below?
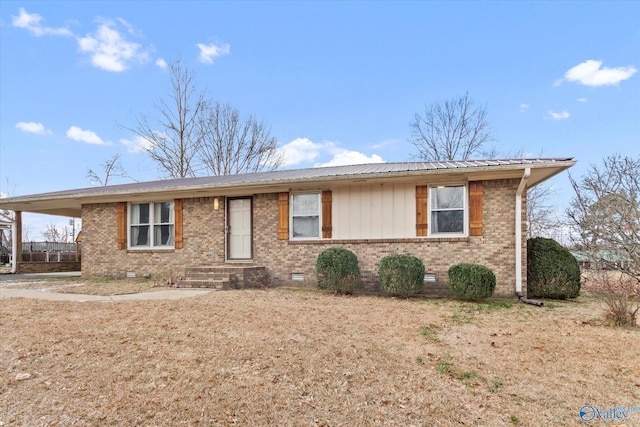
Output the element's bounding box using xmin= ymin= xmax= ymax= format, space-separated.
xmin=527 ymin=237 xmax=581 ymax=299
xmin=316 ymin=247 xmax=361 ymax=294
xmin=448 ymin=263 xmax=496 ymax=301
xmin=379 ymin=254 xmax=425 ymax=297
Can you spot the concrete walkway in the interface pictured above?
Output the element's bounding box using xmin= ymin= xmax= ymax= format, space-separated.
xmin=0 ymin=287 xmax=213 ymax=302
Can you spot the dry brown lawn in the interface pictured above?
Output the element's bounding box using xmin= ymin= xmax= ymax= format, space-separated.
xmin=1 ymin=279 xmax=639 ymax=426
xmin=1 ymin=277 xmax=169 ymax=296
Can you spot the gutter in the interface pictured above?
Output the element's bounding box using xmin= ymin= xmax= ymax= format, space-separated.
xmin=514 ymin=169 xmax=544 ymax=307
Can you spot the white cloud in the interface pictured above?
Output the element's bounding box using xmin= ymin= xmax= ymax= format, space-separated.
xmin=117 ymin=17 xmax=141 ymax=36
xmin=15 ymin=121 xmax=51 ymax=135
xmin=545 ymin=110 xmax=570 ymax=120
xmin=78 ymin=18 xmax=149 ymax=72
xmin=278 ymin=138 xmax=325 ymax=166
xmin=278 ymin=137 xmax=384 ymax=168
xmin=66 ymin=126 xmax=107 ymax=145
xmin=370 ymin=138 xmax=400 ymax=150
xmin=196 ymin=42 xmax=230 ymax=64
xmin=577 ymin=97 xmax=588 ymax=103
xmin=315 ymin=150 xmax=384 ymax=167
xmin=155 ymin=58 xmax=168 ymax=69
xmin=558 ymin=59 xmax=637 ymax=87
xmin=11 ymin=8 xmax=72 ymax=37
xmin=121 ymin=135 xmax=155 ymax=153
xmin=520 ymin=103 xmax=530 ymax=112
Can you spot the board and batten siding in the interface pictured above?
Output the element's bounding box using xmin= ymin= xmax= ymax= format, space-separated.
xmin=332 ymin=183 xmax=415 ymax=239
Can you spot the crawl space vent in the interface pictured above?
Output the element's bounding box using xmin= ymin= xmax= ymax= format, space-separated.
xmin=125 ymin=271 xmax=136 ymax=279
xmin=291 ymin=273 xmax=305 ymax=281
xmin=424 ymin=273 xmax=436 ymax=283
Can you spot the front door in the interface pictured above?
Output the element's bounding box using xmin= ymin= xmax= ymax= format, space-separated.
xmin=228 ymin=198 xmax=252 ymax=260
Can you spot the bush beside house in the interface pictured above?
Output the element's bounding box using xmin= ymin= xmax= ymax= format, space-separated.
xmin=448 ymin=263 xmax=496 ymax=301
xmin=378 ymin=254 xmax=425 ymax=298
xmin=316 ymin=248 xmax=361 ymax=294
xmin=527 ymin=237 xmax=581 ymax=299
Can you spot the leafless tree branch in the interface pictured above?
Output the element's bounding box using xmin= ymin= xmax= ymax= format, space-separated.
xmin=198 ymin=102 xmax=283 ymax=176
xmin=86 ymin=154 xmax=136 ymax=186
xmin=568 ymin=154 xmax=640 ymax=283
xmin=410 ymin=92 xmax=494 ymax=161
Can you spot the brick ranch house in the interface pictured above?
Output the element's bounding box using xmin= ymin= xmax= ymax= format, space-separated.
xmin=0 ymin=158 xmax=575 ymax=297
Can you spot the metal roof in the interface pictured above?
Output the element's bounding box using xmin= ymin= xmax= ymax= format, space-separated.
xmin=0 ymin=158 xmax=575 ymax=217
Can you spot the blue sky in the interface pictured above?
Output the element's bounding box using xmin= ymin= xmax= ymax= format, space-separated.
xmin=1 ymin=1 xmax=639 ymax=238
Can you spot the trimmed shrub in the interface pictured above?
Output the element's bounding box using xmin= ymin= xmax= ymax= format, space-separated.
xmin=448 ymin=263 xmax=496 ymax=301
xmin=316 ymin=248 xmax=361 ymax=294
xmin=379 ymin=254 xmax=425 ymax=297
xmin=527 ymin=237 xmax=581 ymax=299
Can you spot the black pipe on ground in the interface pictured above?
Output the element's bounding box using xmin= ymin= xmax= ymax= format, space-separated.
xmin=517 ymin=292 xmax=544 ymax=307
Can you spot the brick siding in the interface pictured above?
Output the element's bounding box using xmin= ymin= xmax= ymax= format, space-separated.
xmin=81 ymin=179 xmax=527 ymax=297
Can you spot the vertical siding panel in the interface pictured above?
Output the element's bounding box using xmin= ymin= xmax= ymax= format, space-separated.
xmin=403 ymin=183 xmax=416 ymax=238
xmin=381 ymin=183 xmax=394 ymax=238
xmin=277 ymin=192 xmax=289 ymax=240
xmin=361 ymin=185 xmax=372 ymax=237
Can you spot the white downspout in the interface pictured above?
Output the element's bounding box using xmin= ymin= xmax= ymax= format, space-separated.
xmin=11 ymin=218 xmax=17 ymax=274
xmin=515 ymin=168 xmax=531 ymax=295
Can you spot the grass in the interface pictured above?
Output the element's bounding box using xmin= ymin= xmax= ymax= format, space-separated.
xmin=418 ymin=323 xmax=441 ymax=343
xmin=3 ymin=277 xmax=169 ymax=295
xmin=1 ymin=278 xmax=639 ymax=426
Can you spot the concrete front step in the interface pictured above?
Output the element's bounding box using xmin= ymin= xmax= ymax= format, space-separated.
xmin=181 ymin=272 xmax=238 ymax=281
xmin=176 ymin=265 xmax=268 ymax=289
xmin=177 ymin=278 xmax=229 ymax=289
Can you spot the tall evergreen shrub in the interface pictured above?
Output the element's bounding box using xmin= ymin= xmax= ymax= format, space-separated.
xmin=527 ymin=237 xmax=581 ymax=299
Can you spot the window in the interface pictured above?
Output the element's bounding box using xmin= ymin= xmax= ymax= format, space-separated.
xmin=291 ymin=193 xmax=320 ymax=239
xmin=430 ymin=185 xmax=466 ymax=235
xmin=129 ymin=201 xmax=174 ymax=248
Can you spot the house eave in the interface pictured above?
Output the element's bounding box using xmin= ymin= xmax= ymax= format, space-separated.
xmin=0 ymin=158 xmax=576 ymax=217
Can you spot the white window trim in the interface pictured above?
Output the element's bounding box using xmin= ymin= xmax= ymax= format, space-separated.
xmin=128 ymin=201 xmax=175 ymax=249
xmin=290 ymin=192 xmax=322 ymax=240
xmin=428 ymin=184 xmax=468 ymax=237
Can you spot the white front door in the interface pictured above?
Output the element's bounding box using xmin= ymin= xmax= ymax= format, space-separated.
xmin=228 ymin=198 xmax=252 ymax=259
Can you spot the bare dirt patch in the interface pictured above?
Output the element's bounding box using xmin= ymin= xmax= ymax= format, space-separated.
xmin=1 ymin=287 xmax=639 ymax=426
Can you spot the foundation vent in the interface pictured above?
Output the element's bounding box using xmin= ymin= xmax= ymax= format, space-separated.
xmin=291 ymin=273 xmax=305 ymax=281
xmin=424 ymin=273 xmax=436 ymax=283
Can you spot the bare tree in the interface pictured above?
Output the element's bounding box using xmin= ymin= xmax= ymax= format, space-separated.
xmin=410 ymin=92 xmax=494 ymax=161
xmin=126 ymin=59 xmax=282 ymax=178
xmin=42 ymin=223 xmax=70 ymax=243
xmin=198 ymin=102 xmax=283 ymax=175
xmin=568 ymin=154 xmax=640 ymax=282
xmin=87 ymin=154 xmax=137 ymax=186
xmin=127 ymin=59 xmax=208 ymax=178
xmin=526 ymin=182 xmax=562 ymax=240
xmin=22 ymin=224 xmax=32 ymax=243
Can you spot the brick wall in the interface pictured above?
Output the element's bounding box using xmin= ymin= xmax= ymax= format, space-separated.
xmin=81 ymin=197 xmax=226 ymax=281
xmin=80 ymin=179 xmax=527 ymax=297
xmin=251 ymin=180 xmax=527 ymax=297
